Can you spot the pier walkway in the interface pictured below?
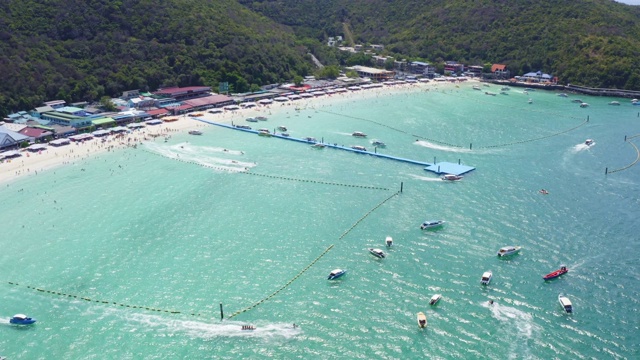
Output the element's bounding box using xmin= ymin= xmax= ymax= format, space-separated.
xmin=195 ymin=118 xmax=476 ymax=176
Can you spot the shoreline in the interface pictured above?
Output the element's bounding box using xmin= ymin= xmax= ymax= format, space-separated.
xmin=0 ymin=80 xmax=466 ymax=185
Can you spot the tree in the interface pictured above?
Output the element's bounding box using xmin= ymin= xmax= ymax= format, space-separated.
xmin=100 ymin=96 xmax=117 ymax=111
xmin=293 ymin=75 xmax=304 ymax=86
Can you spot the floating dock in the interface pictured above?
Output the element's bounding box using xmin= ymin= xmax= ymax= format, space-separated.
xmin=195 ymin=118 xmax=476 ymax=176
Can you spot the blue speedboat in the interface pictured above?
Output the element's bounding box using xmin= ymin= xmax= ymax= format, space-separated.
xmin=327 ymin=269 xmax=347 ymax=280
xmin=9 ymin=314 xmax=36 ymax=325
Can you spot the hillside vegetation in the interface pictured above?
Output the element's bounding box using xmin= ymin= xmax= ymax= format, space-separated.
xmin=1 ymin=0 xmax=640 ymax=116
xmin=242 ymin=0 xmax=640 ymax=88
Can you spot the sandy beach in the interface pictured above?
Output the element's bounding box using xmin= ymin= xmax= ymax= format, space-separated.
xmin=0 ymin=80 xmax=465 ymax=184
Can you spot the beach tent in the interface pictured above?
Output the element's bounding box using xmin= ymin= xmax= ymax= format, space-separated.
xmin=0 ymin=150 xmax=22 ymax=159
xmin=50 ymin=138 xmax=71 ymax=146
xmin=258 ymin=99 xmax=273 ymax=105
xmin=127 ymin=123 xmax=146 ymax=129
xmin=26 ymin=144 xmax=47 ymax=152
xmin=91 ymin=129 xmax=111 ymax=137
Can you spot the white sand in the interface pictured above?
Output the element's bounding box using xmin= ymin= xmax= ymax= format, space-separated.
xmin=0 ymin=79 xmax=468 ymax=184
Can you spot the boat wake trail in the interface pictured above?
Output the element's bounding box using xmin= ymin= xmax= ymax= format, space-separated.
xmin=414 ymin=140 xmax=471 ymax=153
xmin=126 ymin=312 xmax=300 ymax=340
xmin=571 ymin=142 xmax=593 ymax=153
xmin=488 ymin=302 xmax=541 ymax=358
xmin=145 ymin=142 xmax=255 ymax=172
xmin=406 ymin=173 xmax=441 ymax=182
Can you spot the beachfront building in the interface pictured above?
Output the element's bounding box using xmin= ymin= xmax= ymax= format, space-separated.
xmin=154 ymin=86 xmax=211 ymax=102
xmin=41 ymin=111 xmax=92 ymax=129
xmin=520 ymin=71 xmax=555 ymax=83
xmin=0 ymin=125 xmax=31 ymax=149
xmin=347 ymin=65 xmax=395 ymax=81
xmin=444 ymin=61 xmax=465 ymax=74
xmin=409 ymin=61 xmax=436 ymax=77
xmin=91 ymin=117 xmax=117 ymax=129
xmin=43 ymin=100 xmax=66 ymax=109
xmin=467 ymin=65 xmax=483 ymax=77
xmin=491 ymin=64 xmax=509 ymax=79
xmin=19 ymin=127 xmax=53 ymax=143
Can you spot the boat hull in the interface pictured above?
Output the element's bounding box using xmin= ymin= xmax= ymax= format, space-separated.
xmin=417 ymin=312 xmax=427 ymax=328
xmin=543 ymin=268 xmax=568 ymax=280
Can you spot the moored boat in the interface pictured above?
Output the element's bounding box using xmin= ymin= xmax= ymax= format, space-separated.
xmin=235 ymin=125 xmax=252 ymax=130
xmin=277 ymin=125 xmax=288 ymax=131
xmin=497 ymin=246 xmax=521 ymax=257
xmin=441 ymin=174 xmax=463 ymax=181
xmin=417 ymin=312 xmax=427 ymax=328
xmin=352 ymin=131 xmax=367 ymax=138
xmin=368 ymin=248 xmax=386 ymax=259
xmin=420 ymin=220 xmax=445 ymax=230
xmin=472 ymin=85 xmax=481 ymax=90
xmin=557 ymin=93 xmax=568 ymax=97
xmin=351 ymin=145 xmax=367 ymax=151
xmin=311 ymin=143 xmax=326 ymax=149
xmin=571 ymin=99 xmax=583 ymax=103
xmin=9 ymin=314 xmax=36 ymax=325
xmin=579 ymin=102 xmax=589 ymax=108
xmin=429 ymin=294 xmax=442 ymax=305
xmin=608 ymin=101 xmax=620 ymax=106
xmin=188 ymin=130 xmax=203 ymax=135
xmin=256 ymin=116 xmax=268 ymax=121
xmin=481 ymin=270 xmax=492 ymax=285
xmin=327 ymin=268 xmax=347 ymax=280
xmin=258 ymin=129 xmax=271 ymax=137
xmin=303 ymin=137 xmax=317 ymax=143
xmin=558 ymin=294 xmax=573 ymax=313
xmin=543 ymin=265 xmax=568 ymax=280
xmin=385 ymin=236 xmax=393 ymax=247
xmin=372 ymin=140 xmax=386 ymax=147
xmin=246 ymin=117 xmax=258 ymax=122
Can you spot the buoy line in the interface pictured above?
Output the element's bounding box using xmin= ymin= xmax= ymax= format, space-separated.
xmin=608 ymin=135 xmax=640 ymax=174
xmin=227 ymin=191 xmax=401 ymax=319
xmin=142 ymin=149 xmax=388 ymax=190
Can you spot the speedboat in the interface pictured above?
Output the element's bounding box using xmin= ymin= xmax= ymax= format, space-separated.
xmin=241 ymin=325 xmax=256 ymax=330
xmin=277 ymin=125 xmax=288 ymax=131
xmin=385 ymin=236 xmax=393 ymax=247
xmin=351 ymin=145 xmax=367 ymax=151
xmin=528 ymin=98 xmax=533 ymax=104
xmin=485 ymin=91 xmax=497 ymax=96
xmin=303 ymin=137 xmax=317 ymax=142
xmin=571 ymin=99 xmax=583 ymax=103
xmin=258 ymin=129 xmax=271 ymax=137
xmin=235 ymin=125 xmax=252 ymax=130
xmin=372 ymin=140 xmax=386 ymax=147
xmin=500 ymin=91 xmax=509 ymax=95
xmin=311 ymin=143 xmax=326 ymax=149
xmin=188 ymin=130 xmax=203 ymax=135
xmin=327 ymin=269 xmax=347 ymax=280
xmin=608 ymin=101 xmax=620 ymax=106
xmin=246 ymin=117 xmax=258 ymax=122
xmin=9 ymin=314 xmax=36 ymax=325
xmin=543 ymin=265 xmax=568 ymax=280
xmin=280 ymin=132 xmax=290 ymax=137
xmin=429 ymin=294 xmax=442 ymax=305
xmin=501 ymin=87 xmax=511 ymax=91
xmin=420 ymin=220 xmax=445 ymax=230
xmin=441 ymin=174 xmax=463 ymax=181
xmin=557 ymin=93 xmax=568 ymax=97
xmin=368 ymin=248 xmax=386 ymax=258
xmin=558 ymin=294 xmax=573 ymax=313
xmin=585 ymin=139 xmax=594 ymax=146
xmin=352 ymin=131 xmax=367 ymax=137
xmin=580 ymin=102 xmax=589 ymax=108
xmin=481 ymin=271 xmax=492 ymax=285
xmin=472 ymin=85 xmax=481 ymax=90
xmin=497 ymin=246 xmax=521 ymax=257
xmin=417 ymin=312 xmax=427 ymax=328
xmin=256 ymin=116 xmax=268 ymax=121
xmin=539 ymin=189 xmax=549 ymax=195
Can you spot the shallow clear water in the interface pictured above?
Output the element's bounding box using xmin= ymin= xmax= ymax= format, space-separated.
xmin=1 ymin=84 xmax=639 ymax=359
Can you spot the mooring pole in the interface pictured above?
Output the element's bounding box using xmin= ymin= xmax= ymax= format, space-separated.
xmin=625 ymin=135 xmax=627 ymax=141
xmin=470 ymin=143 xmax=472 ymax=150
xmin=605 ymin=167 xmax=608 ymax=175
xmin=587 ymin=115 xmax=589 ymax=122
xmin=220 ymin=303 xmax=224 ymax=320
xmin=400 ymin=182 xmax=403 ymax=193
xmin=458 ymin=159 xmax=461 ymax=165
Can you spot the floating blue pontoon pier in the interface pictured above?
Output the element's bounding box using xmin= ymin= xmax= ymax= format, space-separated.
xmin=196 ymin=118 xmax=476 ymax=176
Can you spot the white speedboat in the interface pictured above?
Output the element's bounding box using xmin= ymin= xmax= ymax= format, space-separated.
xmin=352 ymin=131 xmax=367 ymax=138
xmin=585 ymin=139 xmax=594 ymax=146
xmin=481 ymin=270 xmax=492 ymax=285
xmin=188 ymin=130 xmax=203 ymax=135
xmin=372 ymin=140 xmax=386 ymax=147
xmin=558 ymin=294 xmax=573 ymax=313
xmin=441 ymin=174 xmax=463 ymax=181
xmin=557 ymin=93 xmax=568 ymax=97
xmin=417 ymin=312 xmax=427 ymax=328
xmin=571 ymin=99 xmax=583 ymax=103
xmin=497 ymin=246 xmax=521 ymax=257
xmin=351 ymin=145 xmax=367 ymax=151
xmin=385 ymin=236 xmax=393 ymax=247
xmin=328 ymin=269 xmax=347 ymax=280
xmin=429 ymin=294 xmax=442 ymax=305
xmin=528 ymin=98 xmax=533 ymax=104
xmin=256 ymin=116 xmax=268 ymax=121
xmin=246 ymin=117 xmax=258 ymax=122
xmin=608 ymin=101 xmax=620 ymax=106
xmin=472 ymin=85 xmax=481 ymax=90
xmin=420 ymin=220 xmax=445 ymax=230
xmin=303 ymin=137 xmax=317 ymax=142
xmin=258 ymin=129 xmax=271 ymax=137
xmin=580 ymin=102 xmax=589 ymax=108
xmin=368 ymin=248 xmax=386 ymax=258
xmin=311 ymin=143 xmax=326 ymax=149
xmin=277 ymin=125 xmax=288 ymax=131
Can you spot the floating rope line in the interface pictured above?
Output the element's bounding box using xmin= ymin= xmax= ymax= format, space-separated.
xmin=6 ymin=282 xmax=193 ymax=316
xmin=607 ymin=135 xmax=640 ymax=174
xmin=226 ymin=191 xmax=401 ymax=319
xmin=142 ymin=149 xmax=388 ymax=191
xmin=478 ymin=119 xmax=589 ymax=149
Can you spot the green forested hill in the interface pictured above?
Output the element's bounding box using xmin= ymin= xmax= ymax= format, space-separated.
xmin=1 ymin=0 xmax=640 ymax=116
xmin=242 ymin=0 xmax=640 ymax=89
xmin=0 ymin=0 xmax=311 ymax=115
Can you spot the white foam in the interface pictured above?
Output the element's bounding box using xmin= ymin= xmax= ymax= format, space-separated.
xmin=487 ymin=302 xmax=540 ymax=339
xmin=414 ymin=140 xmax=471 ymax=153
xmin=144 ymin=142 xmax=255 ymax=172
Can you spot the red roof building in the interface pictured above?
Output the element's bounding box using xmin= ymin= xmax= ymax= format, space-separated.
xmin=154 ymin=86 xmax=211 ymax=101
xmin=491 ymin=64 xmax=507 ymax=73
xmin=19 ymin=127 xmax=53 ymax=140
xmin=145 ymin=108 xmax=170 ymax=118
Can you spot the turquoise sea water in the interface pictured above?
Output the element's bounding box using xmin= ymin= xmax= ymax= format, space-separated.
xmin=1 ymin=84 xmax=639 ymax=359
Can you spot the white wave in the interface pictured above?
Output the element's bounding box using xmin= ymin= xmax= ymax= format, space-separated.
xmin=414 ymin=140 xmax=471 ymax=153
xmin=144 ymin=142 xmax=255 ymax=171
xmin=487 ymin=301 xmax=541 ymax=339
xmin=571 ymin=142 xmax=593 ymax=153
xmin=406 ymin=173 xmax=442 ymax=182
xmin=125 ymin=312 xmax=300 ymax=340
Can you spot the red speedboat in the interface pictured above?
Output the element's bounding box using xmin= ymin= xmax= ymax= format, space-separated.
xmin=543 ymin=266 xmax=568 ymax=280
